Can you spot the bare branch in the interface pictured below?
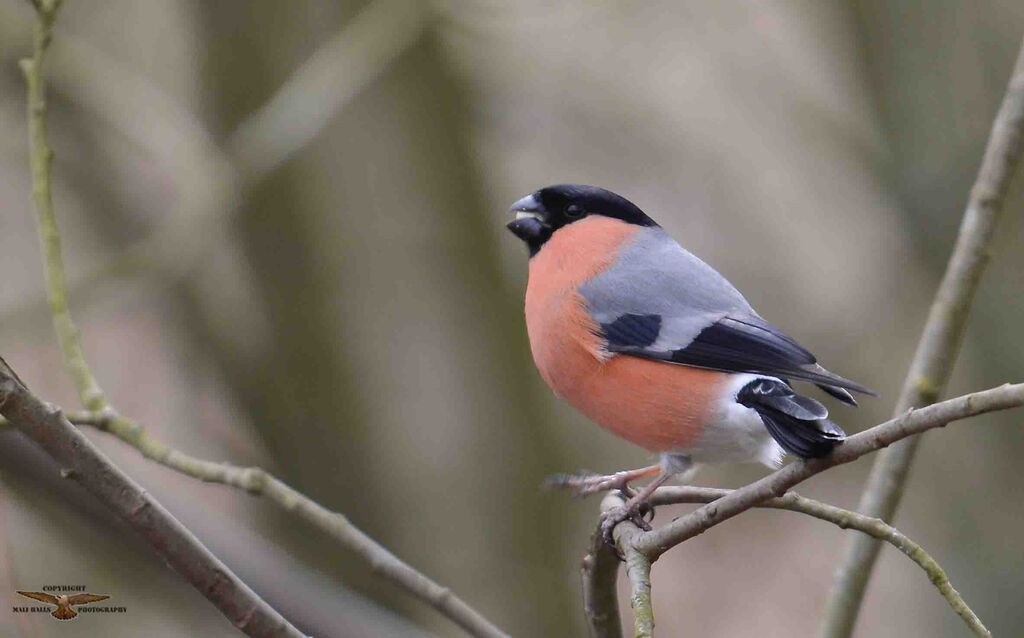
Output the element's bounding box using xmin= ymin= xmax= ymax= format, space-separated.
xmin=649 ymin=487 xmax=989 ymax=637
xmin=0 ymin=0 xmax=427 ymax=327
xmin=0 ymin=393 xmax=510 ymax=633
xmin=622 ymin=544 xmax=654 ymax=637
xmin=16 ymin=3 xmax=304 ymax=635
xmin=0 ymin=370 xmax=306 ymax=638
xmin=59 ymin=410 xmax=509 ymax=638
xmin=585 ymin=384 xmax=1021 ymax=635
xmin=19 ymin=0 xmax=105 ymax=412
xmin=582 ymin=425 xmax=1016 ymax=638
xmin=635 ymin=382 xmax=1024 ymax=557
xmin=822 ymin=35 xmax=1024 ymax=638
xmin=581 ymin=529 xmax=624 ymax=638
xmin=12 ymin=4 xmax=507 ymax=637
xmin=229 ymin=0 xmax=426 ymax=176
xmin=581 ymin=30 xmax=1024 ymax=638
xmin=603 ymin=494 xmax=655 ymax=638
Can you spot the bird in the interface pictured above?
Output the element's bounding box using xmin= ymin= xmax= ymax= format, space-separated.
xmin=17 ymin=590 xmax=110 ymax=620
xmin=505 ymin=184 xmax=874 ymax=542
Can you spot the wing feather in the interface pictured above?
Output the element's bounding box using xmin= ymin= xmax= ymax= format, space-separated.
xmin=582 ymin=228 xmax=875 ymax=398
xmin=67 ymin=593 xmax=110 ymax=605
xmin=18 ymin=591 xmax=59 ymax=604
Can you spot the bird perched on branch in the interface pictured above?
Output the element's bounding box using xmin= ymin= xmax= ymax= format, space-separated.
xmin=506 ymin=184 xmax=874 ymax=543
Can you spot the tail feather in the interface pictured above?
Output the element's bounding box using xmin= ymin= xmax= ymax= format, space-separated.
xmin=756 ymin=391 xmax=828 ymax=421
xmin=52 ymin=606 xmax=77 ymax=621
xmin=738 ymin=378 xmax=846 ymax=459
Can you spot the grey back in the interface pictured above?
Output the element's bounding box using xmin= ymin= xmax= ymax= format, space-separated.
xmin=578 ymin=227 xmax=756 ymax=351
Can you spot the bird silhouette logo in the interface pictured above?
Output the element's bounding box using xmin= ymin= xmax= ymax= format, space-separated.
xmin=16 ymin=591 xmax=110 ymax=620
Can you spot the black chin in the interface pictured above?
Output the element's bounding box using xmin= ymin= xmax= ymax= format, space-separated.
xmin=506 ymin=218 xmax=551 ymax=256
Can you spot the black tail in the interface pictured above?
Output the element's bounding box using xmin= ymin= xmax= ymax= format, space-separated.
xmin=738 ymin=378 xmax=845 ymax=458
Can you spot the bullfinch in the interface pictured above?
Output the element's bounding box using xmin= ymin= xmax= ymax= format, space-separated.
xmin=506 ymin=184 xmax=874 ymax=541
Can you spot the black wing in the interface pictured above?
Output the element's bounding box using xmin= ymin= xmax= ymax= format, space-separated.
xmin=602 ymin=313 xmax=875 ymax=403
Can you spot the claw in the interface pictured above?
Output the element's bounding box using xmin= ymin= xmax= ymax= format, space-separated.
xmin=638 ymin=499 xmax=654 ymax=522
xmin=600 ymin=500 xmax=655 ymax=547
xmin=615 ymin=486 xmax=638 ymax=500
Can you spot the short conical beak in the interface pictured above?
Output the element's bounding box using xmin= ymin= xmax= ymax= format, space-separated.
xmin=508 ymin=193 xmax=542 ymax=216
xmin=506 ymin=193 xmax=548 ymax=242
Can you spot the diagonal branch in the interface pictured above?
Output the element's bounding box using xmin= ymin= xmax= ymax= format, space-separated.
xmin=635 ymin=383 xmax=1024 ymax=556
xmin=648 ymin=487 xmax=989 ymax=637
xmin=17 ymin=2 xmax=303 ymax=636
xmin=0 ymin=367 xmax=306 ymax=638
xmin=58 ymin=410 xmax=509 ymax=638
xmin=821 ymin=35 xmax=1024 ymax=638
xmin=0 ymin=0 xmax=428 ymax=327
xmin=583 ymin=383 xmax=1022 ymax=636
xmin=228 ymin=0 xmax=425 ymax=176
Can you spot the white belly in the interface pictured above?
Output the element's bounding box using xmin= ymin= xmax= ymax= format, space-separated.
xmin=674 ymin=373 xmax=785 ymax=468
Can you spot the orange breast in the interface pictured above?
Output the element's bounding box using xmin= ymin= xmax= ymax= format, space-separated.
xmin=524 ymin=217 xmax=728 ymax=452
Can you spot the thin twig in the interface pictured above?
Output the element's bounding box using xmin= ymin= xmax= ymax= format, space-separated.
xmin=19 ymin=0 xmax=105 ymax=412
xmin=0 ymin=373 xmax=306 ymax=638
xmin=821 ymin=35 xmax=1024 ymax=638
xmin=0 ymin=410 xmax=510 ymax=634
xmin=649 ymin=487 xmax=989 ymax=637
xmin=584 ymin=384 xmax=1022 ymax=636
xmin=63 ymin=411 xmax=507 ymax=638
xmin=0 ymin=0 xmax=428 ymax=328
xmin=14 ymin=3 xmax=507 ymax=637
xmin=635 ymin=383 xmax=1024 ymax=556
xmin=18 ymin=3 xmax=304 ymax=635
xmin=581 ymin=472 xmax=1000 ymax=638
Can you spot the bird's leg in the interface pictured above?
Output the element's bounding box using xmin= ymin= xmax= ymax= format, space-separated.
xmin=544 ymin=464 xmax=661 ymax=497
xmin=599 ymin=471 xmax=674 ymax=544
xmin=600 ymin=453 xmax=694 ymax=546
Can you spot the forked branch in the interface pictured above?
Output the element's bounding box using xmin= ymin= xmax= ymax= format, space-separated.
xmin=822 ymin=34 xmax=1024 ymax=638
xmin=584 ymin=383 xmax=1022 ymax=637
xmin=0 ymin=366 xmax=306 ymax=638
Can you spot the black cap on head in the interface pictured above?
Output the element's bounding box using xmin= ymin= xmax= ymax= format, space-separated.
xmin=506 ymin=184 xmax=657 ymax=256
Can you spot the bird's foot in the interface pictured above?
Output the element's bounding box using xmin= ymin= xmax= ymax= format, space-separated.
xmin=544 ymin=465 xmax=660 ymax=497
xmin=600 ymin=491 xmax=655 ymax=546
xmin=544 ymin=471 xmax=632 ymax=497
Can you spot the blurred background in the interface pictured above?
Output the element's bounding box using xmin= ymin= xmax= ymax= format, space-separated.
xmin=1 ymin=1 xmax=1023 ymax=636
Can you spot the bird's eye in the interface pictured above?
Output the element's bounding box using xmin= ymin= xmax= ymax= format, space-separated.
xmin=565 ymin=204 xmax=584 ymax=218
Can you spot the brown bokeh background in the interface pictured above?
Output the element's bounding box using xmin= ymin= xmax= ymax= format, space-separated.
xmin=1 ymin=1 xmax=1023 ymax=636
